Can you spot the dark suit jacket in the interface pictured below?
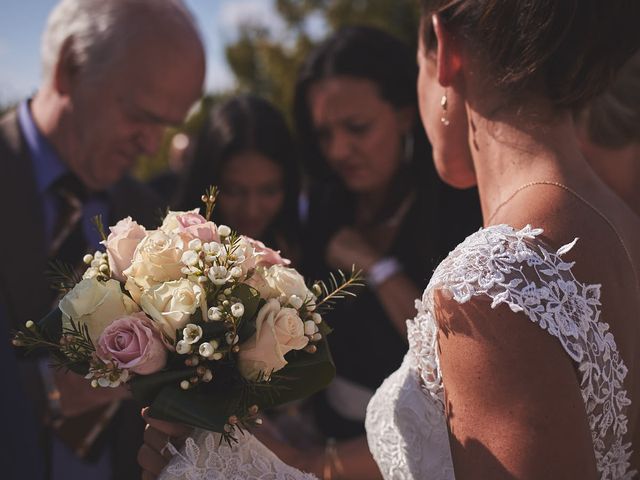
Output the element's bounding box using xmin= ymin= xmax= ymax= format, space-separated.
xmin=0 ymin=108 xmax=163 ymax=480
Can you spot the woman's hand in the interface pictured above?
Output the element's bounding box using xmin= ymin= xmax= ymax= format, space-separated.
xmin=137 ymin=407 xmax=192 ymax=480
xmin=326 ymin=227 xmax=380 ymax=272
xmin=54 ymin=368 xmax=130 ymax=417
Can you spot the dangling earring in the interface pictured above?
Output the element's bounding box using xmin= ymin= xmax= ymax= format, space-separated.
xmin=402 ymin=131 xmax=414 ymax=164
xmin=440 ymin=93 xmax=450 ymax=126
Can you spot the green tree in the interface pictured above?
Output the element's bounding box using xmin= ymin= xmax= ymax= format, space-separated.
xmin=225 ymin=0 xmax=420 ymax=121
xmin=0 ymin=100 xmax=17 ymax=116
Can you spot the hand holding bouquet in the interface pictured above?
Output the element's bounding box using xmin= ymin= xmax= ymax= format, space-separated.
xmin=14 ymin=188 xmax=361 ymax=444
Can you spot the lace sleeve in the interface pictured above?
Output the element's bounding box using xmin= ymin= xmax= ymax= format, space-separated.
xmin=411 ymin=224 xmax=635 ymax=479
xmin=158 ymin=429 xmax=317 ymax=480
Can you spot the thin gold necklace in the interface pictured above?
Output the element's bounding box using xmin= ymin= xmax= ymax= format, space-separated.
xmin=487 ymin=180 xmax=639 ymax=292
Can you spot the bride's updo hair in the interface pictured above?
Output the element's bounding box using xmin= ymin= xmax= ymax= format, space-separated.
xmin=420 ymin=0 xmax=640 ymax=109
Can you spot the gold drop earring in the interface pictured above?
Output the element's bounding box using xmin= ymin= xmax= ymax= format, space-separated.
xmin=440 ymin=93 xmax=450 ymax=126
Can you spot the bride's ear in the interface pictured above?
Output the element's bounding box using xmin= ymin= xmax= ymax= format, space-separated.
xmin=432 ymin=14 xmax=463 ymax=88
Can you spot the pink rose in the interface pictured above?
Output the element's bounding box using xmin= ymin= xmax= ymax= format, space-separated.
xmin=103 ymin=217 xmax=146 ymax=281
xmin=178 ymin=215 xmax=218 ymax=243
xmin=161 ymin=210 xmax=219 ymax=243
xmin=96 ymin=312 xmax=167 ymax=375
xmin=242 ymin=237 xmax=290 ymax=267
xmin=237 ymin=299 xmax=308 ymax=380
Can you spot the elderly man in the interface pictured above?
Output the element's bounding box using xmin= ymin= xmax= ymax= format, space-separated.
xmin=0 ymin=0 xmax=205 ymax=478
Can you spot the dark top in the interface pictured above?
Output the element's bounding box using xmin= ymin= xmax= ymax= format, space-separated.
xmin=303 ymin=177 xmax=482 ymax=439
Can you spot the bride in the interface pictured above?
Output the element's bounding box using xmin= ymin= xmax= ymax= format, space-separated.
xmin=138 ymin=0 xmax=640 ymax=478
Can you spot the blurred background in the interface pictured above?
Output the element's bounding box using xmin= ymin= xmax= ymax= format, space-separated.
xmin=0 ymin=0 xmax=420 ymax=180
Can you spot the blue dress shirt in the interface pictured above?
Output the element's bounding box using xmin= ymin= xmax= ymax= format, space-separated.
xmin=18 ymin=100 xmax=109 ymax=252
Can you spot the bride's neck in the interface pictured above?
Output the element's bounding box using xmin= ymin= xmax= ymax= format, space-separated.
xmin=467 ymin=104 xmax=588 ymax=223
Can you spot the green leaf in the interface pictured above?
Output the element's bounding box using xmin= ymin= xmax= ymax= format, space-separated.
xmin=146 ymin=383 xmax=244 ymax=431
xmin=272 ymin=335 xmax=335 ymax=401
xmin=201 ymin=322 xmax=230 ymax=339
xmin=232 ymin=283 xmax=262 ymax=341
xmin=140 ymin=339 xmax=335 ymax=432
xmin=129 ymin=368 xmax=197 ymax=405
xmin=37 ymin=307 xmax=90 ymax=375
xmin=233 ymin=284 xmax=261 ymax=319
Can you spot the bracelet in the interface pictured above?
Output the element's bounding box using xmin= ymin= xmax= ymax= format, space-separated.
xmin=366 ymin=257 xmax=402 ymax=288
xmin=323 ymin=437 xmax=345 ymax=480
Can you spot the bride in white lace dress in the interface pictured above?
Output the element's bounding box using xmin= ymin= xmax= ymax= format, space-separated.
xmin=365 ymin=0 xmax=640 ymax=478
xmin=139 ymin=1 xmax=640 ymax=478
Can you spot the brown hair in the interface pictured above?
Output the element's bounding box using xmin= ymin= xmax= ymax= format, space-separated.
xmin=420 ymin=0 xmax=640 ymax=109
xmin=579 ymin=51 xmax=640 ymax=148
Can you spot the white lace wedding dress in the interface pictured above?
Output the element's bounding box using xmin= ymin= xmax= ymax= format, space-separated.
xmin=158 ymin=428 xmax=317 ymax=480
xmin=366 ymin=224 xmax=636 ymax=479
xmin=159 ymin=225 xmax=636 ymax=479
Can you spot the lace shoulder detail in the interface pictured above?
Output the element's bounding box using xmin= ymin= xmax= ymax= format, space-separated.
xmin=158 ymin=429 xmax=317 ymax=480
xmin=409 ymin=224 xmax=635 ymax=480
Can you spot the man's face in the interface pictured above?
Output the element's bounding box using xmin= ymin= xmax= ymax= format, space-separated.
xmin=65 ymin=31 xmax=204 ymax=191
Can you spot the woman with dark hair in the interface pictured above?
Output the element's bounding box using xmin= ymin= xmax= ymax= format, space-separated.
xmin=173 ymin=94 xmax=301 ymax=262
xmin=363 ymin=1 xmax=640 ymax=478
xmin=288 ymin=25 xmax=481 ymax=478
xmin=139 ymin=26 xmax=481 ymax=480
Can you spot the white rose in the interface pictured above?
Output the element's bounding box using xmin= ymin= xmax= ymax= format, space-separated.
xmin=103 ymin=217 xmax=146 ymax=281
xmin=237 ymin=298 xmax=309 ymax=380
xmin=59 ymin=278 xmax=139 ymax=343
xmin=139 ymin=279 xmax=207 ymax=340
xmin=123 ymin=230 xmax=184 ymax=302
xmin=265 ymin=265 xmax=315 ymax=304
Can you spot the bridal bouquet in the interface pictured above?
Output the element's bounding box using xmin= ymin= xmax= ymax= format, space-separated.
xmin=14 ymin=188 xmax=360 ymax=443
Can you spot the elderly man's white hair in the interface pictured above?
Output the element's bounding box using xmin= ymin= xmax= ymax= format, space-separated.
xmin=41 ymin=0 xmax=201 ymax=82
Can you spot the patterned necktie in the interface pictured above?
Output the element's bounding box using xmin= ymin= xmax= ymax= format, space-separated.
xmin=45 ymin=174 xmax=120 ymax=460
xmin=49 ymin=173 xmax=88 ymax=267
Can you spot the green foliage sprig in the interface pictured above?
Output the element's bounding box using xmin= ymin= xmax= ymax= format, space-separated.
xmin=13 ymin=317 xmax=94 ymax=371
xmin=46 ymin=260 xmax=83 ymax=294
xmin=314 ymin=266 xmax=364 ymax=315
xmin=91 ymin=215 xmax=108 ymax=243
xmin=201 ymin=186 xmax=220 ymax=221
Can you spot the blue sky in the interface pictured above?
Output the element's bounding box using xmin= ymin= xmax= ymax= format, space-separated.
xmin=0 ymin=0 xmax=295 ymax=104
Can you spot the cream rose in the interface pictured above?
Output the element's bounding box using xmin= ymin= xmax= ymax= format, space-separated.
xmin=103 ymin=217 xmax=146 ymax=281
xmin=123 ymin=230 xmax=184 ymax=302
xmin=245 ymin=266 xmax=278 ymax=299
xmin=265 ymin=265 xmax=315 ymax=304
xmin=59 ymin=278 xmax=139 ymax=343
xmin=237 ymin=298 xmax=309 ymax=380
xmin=139 ymin=279 xmax=207 ymax=341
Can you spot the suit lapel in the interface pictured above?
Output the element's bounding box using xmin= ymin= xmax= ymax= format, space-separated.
xmin=0 ymin=110 xmax=52 ymax=329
